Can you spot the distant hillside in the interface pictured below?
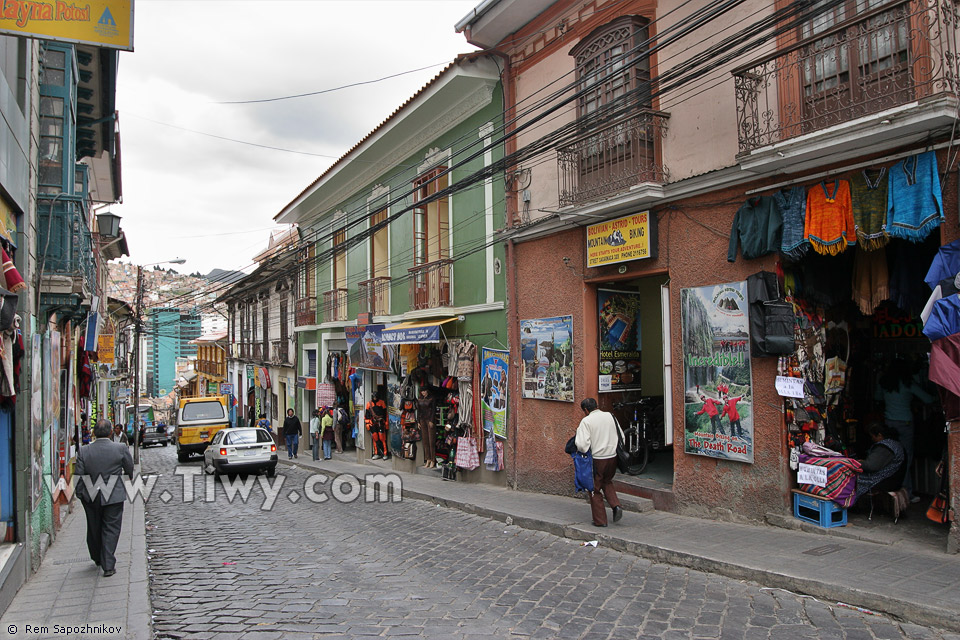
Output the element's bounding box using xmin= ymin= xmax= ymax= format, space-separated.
xmin=205 ymin=269 xmax=246 ymax=284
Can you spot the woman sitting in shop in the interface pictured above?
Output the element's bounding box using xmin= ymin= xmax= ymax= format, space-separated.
xmin=877 ymin=359 xmax=934 ymax=503
xmin=853 ymin=421 xmax=907 ymax=505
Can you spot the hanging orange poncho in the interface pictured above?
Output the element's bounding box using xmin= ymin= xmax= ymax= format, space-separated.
xmin=804 ymin=180 xmax=856 ymax=255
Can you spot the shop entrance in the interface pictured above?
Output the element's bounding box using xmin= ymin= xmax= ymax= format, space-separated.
xmin=783 ymin=234 xmax=949 ymax=551
xmin=593 ymin=273 xmax=673 ymax=487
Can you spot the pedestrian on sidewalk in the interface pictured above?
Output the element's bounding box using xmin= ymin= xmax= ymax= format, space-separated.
xmin=321 ymin=407 xmax=335 ymax=460
xmin=75 ymin=418 xmax=134 ymax=577
xmin=309 ymin=409 xmax=321 ymax=461
xmin=111 ymin=423 xmax=130 ymax=446
xmin=282 ymin=408 xmax=302 ymax=459
xmin=574 ymin=397 xmax=622 ymax=527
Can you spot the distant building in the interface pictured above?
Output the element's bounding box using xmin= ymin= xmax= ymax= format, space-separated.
xmin=146 ymin=308 xmax=202 ymax=396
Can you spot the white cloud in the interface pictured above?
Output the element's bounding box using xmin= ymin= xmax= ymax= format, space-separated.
xmin=113 ymin=0 xmax=478 ymax=275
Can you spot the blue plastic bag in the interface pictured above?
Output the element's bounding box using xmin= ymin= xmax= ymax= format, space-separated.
xmin=571 ymin=450 xmax=594 ymax=493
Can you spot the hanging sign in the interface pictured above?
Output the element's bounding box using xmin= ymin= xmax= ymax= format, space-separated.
xmin=775 ymin=375 xmax=805 ymax=398
xmin=798 ymin=463 xmax=827 ymax=487
xmin=519 ymin=316 xmax=574 ymax=402
xmin=598 ymin=289 xmax=642 ymax=392
xmin=480 ymin=348 xmax=509 ymax=438
xmin=586 ymin=211 xmax=657 ymax=267
xmin=97 ymin=333 xmax=115 ymax=365
xmin=680 ymin=281 xmax=754 ymax=464
xmin=0 ymin=0 xmax=134 ymax=51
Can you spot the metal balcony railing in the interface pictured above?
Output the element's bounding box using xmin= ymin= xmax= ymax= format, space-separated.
xmin=733 ymin=0 xmax=960 ymax=154
xmin=409 ymin=259 xmax=452 ymax=310
xmin=272 ymin=339 xmax=290 ymax=366
xmin=295 ymin=297 xmax=317 ymax=327
xmin=252 ymin=343 xmax=263 ymax=361
xmin=558 ymin=109 xmax=669 ymax=207
xmin=358 ymin=276 xmax=392 ymax=316
xmin=322 ymin=288 xmax=349 ymax=323
xmin=37 ymin=195 xmax=96 ymax=298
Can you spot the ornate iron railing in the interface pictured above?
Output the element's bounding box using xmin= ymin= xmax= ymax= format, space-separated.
xmin=272 ymin=339 xmax=293 ymax=366
xmin=558 ymin=110 xmax=669 ymax=207
xmin=37 ymin=195 xmax=96 ymax=298
xmin=358 ymin=276 xmax=392 ymax=316
xmin=409 ymin=259 xmax=452 ymax=310
xmin=294 ymin=297 xmax=316 ymax=327
xmin=322 ymin=288 xmax=349 ymax=323
xmin=734 ymin=0 xmax=960 ymax=154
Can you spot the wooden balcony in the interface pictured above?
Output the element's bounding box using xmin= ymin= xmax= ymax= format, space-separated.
xmin=557 ymin=110 xmax=669 ymax=207
xmin=322 ymin=288 xmax=349 ymax=323
xmin=409 ymin=259 xmax=452 ymax=311
xmin=733 ymin=0 xmax=960 ymax=154
xmin=295 ymin=297 xmax=316 ymax=327
xmin=271 ymin=339 xmax=291 ymax=366
xmin=358 ymin=276 xmax=391 ymax=317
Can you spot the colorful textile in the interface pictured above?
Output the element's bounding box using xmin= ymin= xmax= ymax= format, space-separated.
xmin=1 ymin=248 xmax=25 ymax=293
xmin=774 ymin=187 xmax=809 ymax=260
xmin=797 ymin=453 xmax=862 ymax=507
xmin=924 ymin=238 xmax=960 ymax=290
xmin=850 ymin=168 xmax=889 ymax=250
xmin=923 ymin=294 xmax=960 ymax=342
xmin=853 ymin=439 xmax=905 ymax=502
xmin=886 ymin=151 xmax=943 ymax=242
xmin=851 ymin=248 xmax=888 ymax=315
xmin=727 ymin=195 xmax=783 ymax=262
xmin=930 ymin=332 xmax=960 ymax=421
xmin=805 ymin=180 xmax=855 ymax=255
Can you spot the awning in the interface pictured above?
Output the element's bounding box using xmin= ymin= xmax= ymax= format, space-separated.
xmin=381 ymin=317 xmax=457 ymax=345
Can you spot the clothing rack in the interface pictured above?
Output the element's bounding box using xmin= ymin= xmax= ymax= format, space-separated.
xmin=744 ymin=138 xmax=959 ymax=196
xmin=449 ymin=331 xmax=498 ymax=340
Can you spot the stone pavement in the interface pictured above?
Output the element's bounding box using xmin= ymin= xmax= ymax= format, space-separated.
xmin=286 ymin=451 xmax=960 ymax=633
xmin=0 ymin=486 xmax=151 ymax=640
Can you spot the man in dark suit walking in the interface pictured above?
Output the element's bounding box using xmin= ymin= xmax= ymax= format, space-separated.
xmin=75 ymin=418 xmax=134 ymax=577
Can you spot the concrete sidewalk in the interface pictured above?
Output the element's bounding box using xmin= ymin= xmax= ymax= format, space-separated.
xmin=285 ymin=452 xmax=960 ymax=634
xmin=0 ymin=494 xmax=151 ymax=640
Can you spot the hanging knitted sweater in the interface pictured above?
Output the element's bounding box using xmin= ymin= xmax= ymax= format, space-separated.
xmin=886 ymin=151 xmax=943 ymax=242
xmin=805 ymin=180 xmax=856 ymax=255
xmin=773 ymin=186 xmax=809 ymax=261
xmin=850 ymin=167 xmax=889 ymax=251
xmin=727 ymin=195 xmax=782 ymax=262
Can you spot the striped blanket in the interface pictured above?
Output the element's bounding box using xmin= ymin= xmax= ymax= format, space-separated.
xmin=797 ymin=454 xmax=863 ymax=507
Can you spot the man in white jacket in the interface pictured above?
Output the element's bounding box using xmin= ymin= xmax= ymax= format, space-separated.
xmin=575 ymin=397 xmax=622 ymax=527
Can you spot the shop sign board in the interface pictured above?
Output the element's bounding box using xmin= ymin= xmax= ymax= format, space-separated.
xmin=480 ymin=348 xmax=509 ymax=438
xmin=345 ymin=324 xmax=393 ymax=372
xmin=797 ymin=463 xmax=827 ymax=487
xmin=775 ymin=375 xmax=805 ymax=398
xmin=0 ymin=0 xmax=134 ymax=51
xmin=296 ymin=376 xmax=316 ymax=390
xmin=680 ymin=281 xmax=754 ymax=464
xmin=519 ymin=316 xmax=574 ymax=402
xmin=598 ymin=289 xmax=642 ymax=392
xmin=381 ymin=324 xmax=441 ymax=345
xmin=586 ymin=211 xmax=657 ymax=267
xmin=317 ymin=383 xmax=336 ymax=409
xmin=220 ymin=383 xmax=233 ymax=396
xmin=97 ymin=333 xmax=115 ymax=365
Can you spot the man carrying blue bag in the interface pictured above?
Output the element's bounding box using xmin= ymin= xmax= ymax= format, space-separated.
xmin=574 ymin=398 xmax=623 ymax=527
xmin=565 ymin=437 xmax=594 ymax=493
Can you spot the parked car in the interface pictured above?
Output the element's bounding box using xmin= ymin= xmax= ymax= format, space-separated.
xmin=140 ymin=422 xmax=170 ymax=447
xmin=203 ymin=427 xmax=277 ymax=477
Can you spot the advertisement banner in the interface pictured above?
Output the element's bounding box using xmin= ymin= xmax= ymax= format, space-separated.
xmin=680 ymin=282 xmax=754 ymax=464
xmin=519 ymin=316 xmax=574 ymax=402
xmin=0 ymin=0 xmax=134 ymax=51
xmin=480 ymin=348 xmax=508 ymax=438
xmin=345 ymin=324 xmax=393 ymax=372
xmin=586 ymin=211 xmax=656 ymax=267
xmin=30 ymin=334 xmax=42 ymax=511
xmin=97 ymin=333 xmax=115 ymax=365
xmin=598 ymin=289 xmax=642 ymax=392
xmin=381 ymin=324 xmax=440 ymax=345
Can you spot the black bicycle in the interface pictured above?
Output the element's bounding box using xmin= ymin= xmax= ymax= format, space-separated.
xmin=613 ymin=399 xmax=655 ymax=475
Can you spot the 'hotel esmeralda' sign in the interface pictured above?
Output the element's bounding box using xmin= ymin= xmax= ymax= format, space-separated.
xmin=586 ymin=211 xmax=658 ymax=267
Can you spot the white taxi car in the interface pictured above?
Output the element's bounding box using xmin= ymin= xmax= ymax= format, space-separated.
xmin=203 ymin=427 xmax=278 ymax=478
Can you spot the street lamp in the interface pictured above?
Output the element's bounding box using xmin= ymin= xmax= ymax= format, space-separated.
xmin=132 ymin=258 xmax=187 ymax=465
xmin=96 ymin=212 xmax=121 ymax=239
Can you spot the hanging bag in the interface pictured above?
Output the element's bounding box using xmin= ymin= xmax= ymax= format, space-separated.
xmin=926 ymin=452 xmax=950 ymax=524
xmin=455 ymin=435 xmax=480 ymax=470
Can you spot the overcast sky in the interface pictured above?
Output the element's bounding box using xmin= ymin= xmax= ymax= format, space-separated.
xmin=111 ymin=0 xmax=479 ymax=276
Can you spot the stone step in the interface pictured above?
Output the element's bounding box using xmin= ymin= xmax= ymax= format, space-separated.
xmin=618 ymin=494 xmax=655 ymax=513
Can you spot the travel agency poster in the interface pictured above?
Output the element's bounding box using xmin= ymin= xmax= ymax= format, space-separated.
xmin=680 ymin=281 xmax=754 ymax=463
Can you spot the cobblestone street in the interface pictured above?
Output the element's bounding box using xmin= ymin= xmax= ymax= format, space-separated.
xmin=141 ymin=447 xmax=956 ymax=640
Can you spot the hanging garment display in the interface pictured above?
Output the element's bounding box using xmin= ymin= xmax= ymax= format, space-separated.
xmin=886 ymin=151 xmax=943 ymax=242
xmin=1 ymin=248 xmax=25 ymax=293
xmin=727 ymin=195 xmax=783 ymax=262
xmin=924 ymin=238 xmax=960 ymax=289
xmin=851 ymin=248 xmax=889 ymax=315
xmin=929 ymin=332 xmax=960 ymax=421
xmin=921 ymin=274 xmax=960 ymax=325
xmin=804 ymin=180 xmax=856 ymax=255
xmin=922 ymin=294 xmax=960 ymax=342
xmin=887 ymin=241 xmax=929 ymax=312
xmin=774 ymin=186 xmax=810 ymax=261
xmin=455 ymin=341 xmax=476 ymax=380
xmin=849 ymin=167 xmax=889 ymax=250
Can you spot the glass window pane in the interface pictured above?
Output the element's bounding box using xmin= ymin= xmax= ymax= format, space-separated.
xmin=40 ymin=137 xmax=61 ymax=162
xmin=42 ymin=49 xmax=64 ymax=69
xmin=42 ymin=68 xmax=64 ymax=86
xmin=39 ymin=164 xmax=61 ymax=186
xmin=40 ymin=116 xmax=62 ymax=137
xmin=40 ymin=96 xmax=62 ymax=116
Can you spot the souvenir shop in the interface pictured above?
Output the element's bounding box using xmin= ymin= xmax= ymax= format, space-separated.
xmin=725 ymin=149 xmax=958 ymax=538
xmin=344 ymin=321 xmax=507 ymax=482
